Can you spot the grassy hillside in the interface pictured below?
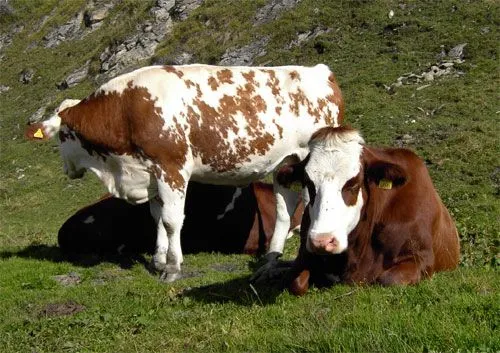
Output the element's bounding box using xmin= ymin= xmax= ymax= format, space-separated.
xmin=0 ymin=0 xmax=498 ymax=352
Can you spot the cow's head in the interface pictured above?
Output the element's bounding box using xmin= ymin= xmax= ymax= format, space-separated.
xmin=25 ymin=99 xmax=89 ymax=179
xmin=278 ymin=126 xmax=407 ymax=255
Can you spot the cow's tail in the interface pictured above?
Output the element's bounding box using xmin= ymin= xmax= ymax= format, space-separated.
xmin=25 ymin=99 xmax=80 ymax=141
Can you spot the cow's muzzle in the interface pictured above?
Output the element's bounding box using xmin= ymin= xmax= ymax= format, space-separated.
xmin=307 ymin=233 xmax=345 ymax=254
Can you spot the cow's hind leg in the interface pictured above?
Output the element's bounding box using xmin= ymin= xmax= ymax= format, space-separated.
xmin=155 ymin=180 xmax=187 ymax=282
xmin=149 ymin=197 xmax=168 ymax=272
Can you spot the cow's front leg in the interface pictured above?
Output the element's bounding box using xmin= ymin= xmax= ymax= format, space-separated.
xmin=155 ymin=180 xmax=187 ymax=282
xmin=377 ymin=260 xmax=425 ymax=286
xmin=251 ymin=177 xmax=305 ymax=283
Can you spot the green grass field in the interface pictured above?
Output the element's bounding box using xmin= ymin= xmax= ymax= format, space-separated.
xmin=0 ymin=1 xmax=498 ymax=352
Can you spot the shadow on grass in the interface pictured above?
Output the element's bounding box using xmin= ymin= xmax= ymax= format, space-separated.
xmin=182 ymin=274 xmax=287 ymax=306
xmin=0 ymin=244 xmax=150 ymax=270
xmin=0 ymin=245 xmax=294 ymax=306
xmin=181 ymin=257 xmax=294 ymax=306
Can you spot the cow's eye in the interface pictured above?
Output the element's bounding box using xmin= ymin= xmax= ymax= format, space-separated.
xmin=342 ymin=174 xmax=361 ymax=206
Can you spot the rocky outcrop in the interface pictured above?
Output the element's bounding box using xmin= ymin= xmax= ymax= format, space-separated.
xmin=97 ymin=0 xmax=202 ymax=82
xmin=0 ymin=24 xmax=23 ymax=57
xmin=169 ymin=0 xmax=204 ymax=21
xmin=42 ymin=1 xmax=116 ymax=48
xmin=219 ymin=37 xmax=270 ymax=66
xmin=254 ymin=0 xmax=301 ymax=25
xmin=43 ymin=12 xmax=84 ymax=48
xmin=219 ymin=0 xmax=302 ymax=66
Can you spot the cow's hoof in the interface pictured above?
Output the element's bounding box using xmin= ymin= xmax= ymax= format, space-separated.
xmin=160 ymin=271 xmax=182 ymax=283
xmin=150 ymin=258 xmax=167 ymax=273
xmin=250 ymin=252 xmax=288 ymax=284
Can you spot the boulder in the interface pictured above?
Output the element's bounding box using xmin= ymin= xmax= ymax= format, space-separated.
xmin=19 ymin=68 xmax=35 ymax=84
xmin=57 ymin=60 xmax=90 ymax=90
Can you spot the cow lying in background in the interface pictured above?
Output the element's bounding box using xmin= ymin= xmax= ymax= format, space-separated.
xmin=59 ymin=182 xmax=303 ymax=257
xmin=25 ymin=64 xmax=343 ymax=281
xmin=277 ymin=126 xmax=460 ymax=295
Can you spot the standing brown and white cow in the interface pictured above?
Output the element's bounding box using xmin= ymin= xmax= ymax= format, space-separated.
xmin=25 ymin=64 xmax=343 ymax=281
xmin=277 ymin=126 xmax=460 ymax=295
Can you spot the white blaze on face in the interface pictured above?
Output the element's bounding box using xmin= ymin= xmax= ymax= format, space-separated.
xmin=305 ymin=129 xmax=365 ymax=254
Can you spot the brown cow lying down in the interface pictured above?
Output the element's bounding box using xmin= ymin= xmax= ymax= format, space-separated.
xmin=277 ymin=126 xmax=460 ymax=295
xmin=59 ymin=182 xmax=303 ymax=256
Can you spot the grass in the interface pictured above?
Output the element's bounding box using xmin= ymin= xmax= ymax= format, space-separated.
xmin=0 ymin=0 xmax=498 ymax=352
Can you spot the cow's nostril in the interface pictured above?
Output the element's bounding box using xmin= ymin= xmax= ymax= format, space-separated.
xmin=309 ymin=234 xmax=337 ymax=253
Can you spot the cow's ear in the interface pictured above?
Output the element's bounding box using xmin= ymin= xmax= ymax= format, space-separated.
xmin=24 ymin=123 xmax=50 ymax=141
xmin=276 ymin=159 xmax=306 ymax=188
xmin=365 ymin=161 xmax=408 ymax=189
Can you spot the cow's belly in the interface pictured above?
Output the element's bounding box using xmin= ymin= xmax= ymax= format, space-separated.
xmin=90 ymin=155 xmax=156 ymax=204
xmin=190 ymin=142 xmax=309 ymax=186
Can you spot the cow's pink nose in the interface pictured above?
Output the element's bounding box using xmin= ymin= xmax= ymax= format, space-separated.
xmin=309 ymin=234 xmax=339 ymax=254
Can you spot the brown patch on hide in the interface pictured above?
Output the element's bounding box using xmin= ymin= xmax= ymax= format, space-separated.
xmin=59 ymin=82 xmax=187 ymax=191
xmin=186 ymin=70 xmax=275 ymax=172
xmin=217 ymin=69 xmax=234 ymax=84
xmin=163 ymin=65 xmax=184 ymax=78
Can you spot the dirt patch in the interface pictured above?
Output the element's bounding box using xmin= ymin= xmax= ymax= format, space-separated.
xmin=53 ymin=272 xmax=82 ymax=286
xmin=39 ymin=301 xmax=85 ymax=318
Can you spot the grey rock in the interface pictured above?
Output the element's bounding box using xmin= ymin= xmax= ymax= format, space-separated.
xmin=19 ymin=68 xmax=35 ymax=84
xmin=29 ymin=106 xmax=48 ymax=123
xmin=170 ymin=0 xmax=204 ymax=21
xmin=447 ymin=43 xmax=467 ymax=60
xmin=423 ymin=72 xmax=434 ymax=81
xmin=0 ymin=84 xmax=9 ymax=93
xmin=0 ymin=0 xmax=14 ymax=16
xmin=480 ymin=27 xmax=490 ymax=34
xmin=254 ymin=0 xmax=302 ymax=26
xmin=0 ymin=24 xmax=23 ymax=52
xmin=151 ymin=0 xmax=175 ymax=21
xmin=394 ymin=134 xmax=414 ymax=147
xmin=286 ymin=27 xmax=331 ymax=49
xmin=219 ymin=36 xmax=269 ymax=66
xmin=57 ymin=60 xmax=90 ymax=90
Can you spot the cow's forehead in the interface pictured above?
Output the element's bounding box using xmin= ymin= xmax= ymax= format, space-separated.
xmin=306 ymin=149 xmax=361 ymax=183
xmin=306 ymin=130 xmax=364 ymax=182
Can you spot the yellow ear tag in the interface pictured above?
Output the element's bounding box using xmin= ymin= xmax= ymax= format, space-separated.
xmin=33 ymin=128 xmax=44 ymax=139
xmin=289 ymin=181 xmax=302 ymax=192
xmin=378 ymin=178 xmax=393 ymax=190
